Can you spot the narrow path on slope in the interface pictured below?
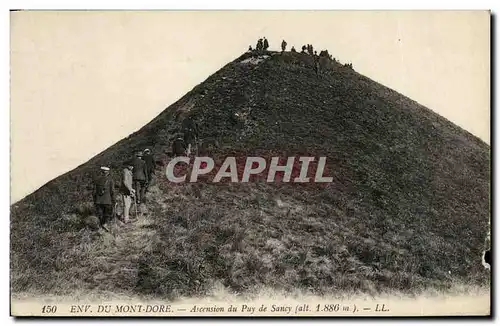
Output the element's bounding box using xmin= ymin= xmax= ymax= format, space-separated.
xmin=89 ymin=183 xmax=164 ymax=292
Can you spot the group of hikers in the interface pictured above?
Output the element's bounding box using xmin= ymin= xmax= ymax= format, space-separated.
xmin=247 ymin=38 xmax=348 ymax=75
xmin=250 ymin=37 xmax=270 ymax=52
xmin=92 ymin=148 xmax=156 ymax=231
xmin=89 ymin=36 xmax=353 ymax=232
xmin=92 ymin=118 xmax=200 ymax=232
xmin=248 ymin=38 xmax=331 ymax=58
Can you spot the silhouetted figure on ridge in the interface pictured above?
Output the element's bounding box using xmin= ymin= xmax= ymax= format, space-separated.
xmin=256 ymin=38 xmax=263 ymax=52
xmin=301 ymin=45 xmax=306 ymax=53
xmin=263 ymin=37 xmax=269 ymax=51
xmin=291 ymin=46 xmax=296 ymax=53
xmin=308 ymin=44 xmax=314 ymax=55
xmin=248 ymin=45 xmax=253 ymax=52
xmin=281 ymin=39 xmax=287 ymax=52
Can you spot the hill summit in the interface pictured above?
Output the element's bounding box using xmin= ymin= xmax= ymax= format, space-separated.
xmin=11 ymin=49 xmax=490 ymax=298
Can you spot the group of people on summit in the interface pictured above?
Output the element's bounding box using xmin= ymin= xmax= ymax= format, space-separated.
xmin=249 ymin=37 xmax=331 ymax=59
xmin=247 ymin=37 xmax=351 ymax=75
xmin=250 ymin=37 xmax=270 ymax=52
xmin=248 ymin=37 xmax=356 ymax=73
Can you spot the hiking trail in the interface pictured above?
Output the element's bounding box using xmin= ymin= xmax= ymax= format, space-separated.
xmin=88 ymin=183 xmax=164 ymax=293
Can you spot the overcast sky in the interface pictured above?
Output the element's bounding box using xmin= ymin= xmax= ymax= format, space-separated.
xmin=10 ymin=11 xmax=490 ymax=203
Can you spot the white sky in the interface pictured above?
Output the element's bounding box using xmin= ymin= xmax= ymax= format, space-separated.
xmin=10 ymin=11 xmax=490 ymax=203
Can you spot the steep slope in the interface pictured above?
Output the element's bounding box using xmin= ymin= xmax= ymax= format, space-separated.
xmin=11 ymin=50 xmax=490 ymax=298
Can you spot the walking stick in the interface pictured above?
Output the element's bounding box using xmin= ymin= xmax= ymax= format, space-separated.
xmin=112 ymin=201 xmax=118 ymax=236
xmin=132 ymin=193 xmax=138 ymax=219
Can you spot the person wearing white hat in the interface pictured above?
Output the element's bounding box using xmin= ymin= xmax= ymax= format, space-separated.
xmin=93 ymin=166 xmax=115 ymax=231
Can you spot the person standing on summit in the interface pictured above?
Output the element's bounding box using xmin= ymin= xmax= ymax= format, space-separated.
xmin=256 ymin=38 xmax=263 ymax=52
xmin=263 ymin=37 xmax=269 ymax=51
xmin=281 ymin=39 xmax=287 ymax=52
xmin=131 ymin=151 xmax=148 ymax=205
xmin=93 ymin=166 xmax=115 ymax=231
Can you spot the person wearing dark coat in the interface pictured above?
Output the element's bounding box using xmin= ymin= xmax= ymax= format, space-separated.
xmin=172 ymin=137 xmax=186 ymax=157
xmin=256 ymin=38 xmax=263 ymax=51
xmin=131 ymin=151 xmax=148 ymax=204
xmin=281 ymin=40 xmax=287 ymax=52
xmin=143 ymin=148 xmax=156 ymax=189
xmin=314 ymin=56 xmax=320 ymax=76
xmin=182 ymin=119 xmax=199 ymax=156
xmin=308 ymin=44 xmax=314 ymax=55
xmin=93 ymin=166 xmax=115 ymax=230
xmin=263 ymin=37 xmax=269 ymax=51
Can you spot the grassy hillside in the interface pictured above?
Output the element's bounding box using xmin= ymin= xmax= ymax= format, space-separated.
xmin=11 ymin=50 xmax=490 ymax=299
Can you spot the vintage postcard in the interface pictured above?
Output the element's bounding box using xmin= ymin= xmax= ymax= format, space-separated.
xmin=10 ymin=10 xmax=491 ymax=317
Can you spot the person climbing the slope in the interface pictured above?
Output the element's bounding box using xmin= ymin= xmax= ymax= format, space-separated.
xmin=120 ymin=162 xmax=136 ymax=224
xmin=314 ymin=55 xmax=320 ymax=76
xmin=182 ymin=118 xmax=199 ymax=156
xmin=172 ymin=136 xmax=186 ymax=157
xmin=131 ymin=151 xmax=148 ymax=205
xmin=143 ymin=148 xmax=156 ymax=191
xmin=93 ymin=166 xmax=116 ymax=231
xmin=263 ymin=37 xmax=269 ymax=51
